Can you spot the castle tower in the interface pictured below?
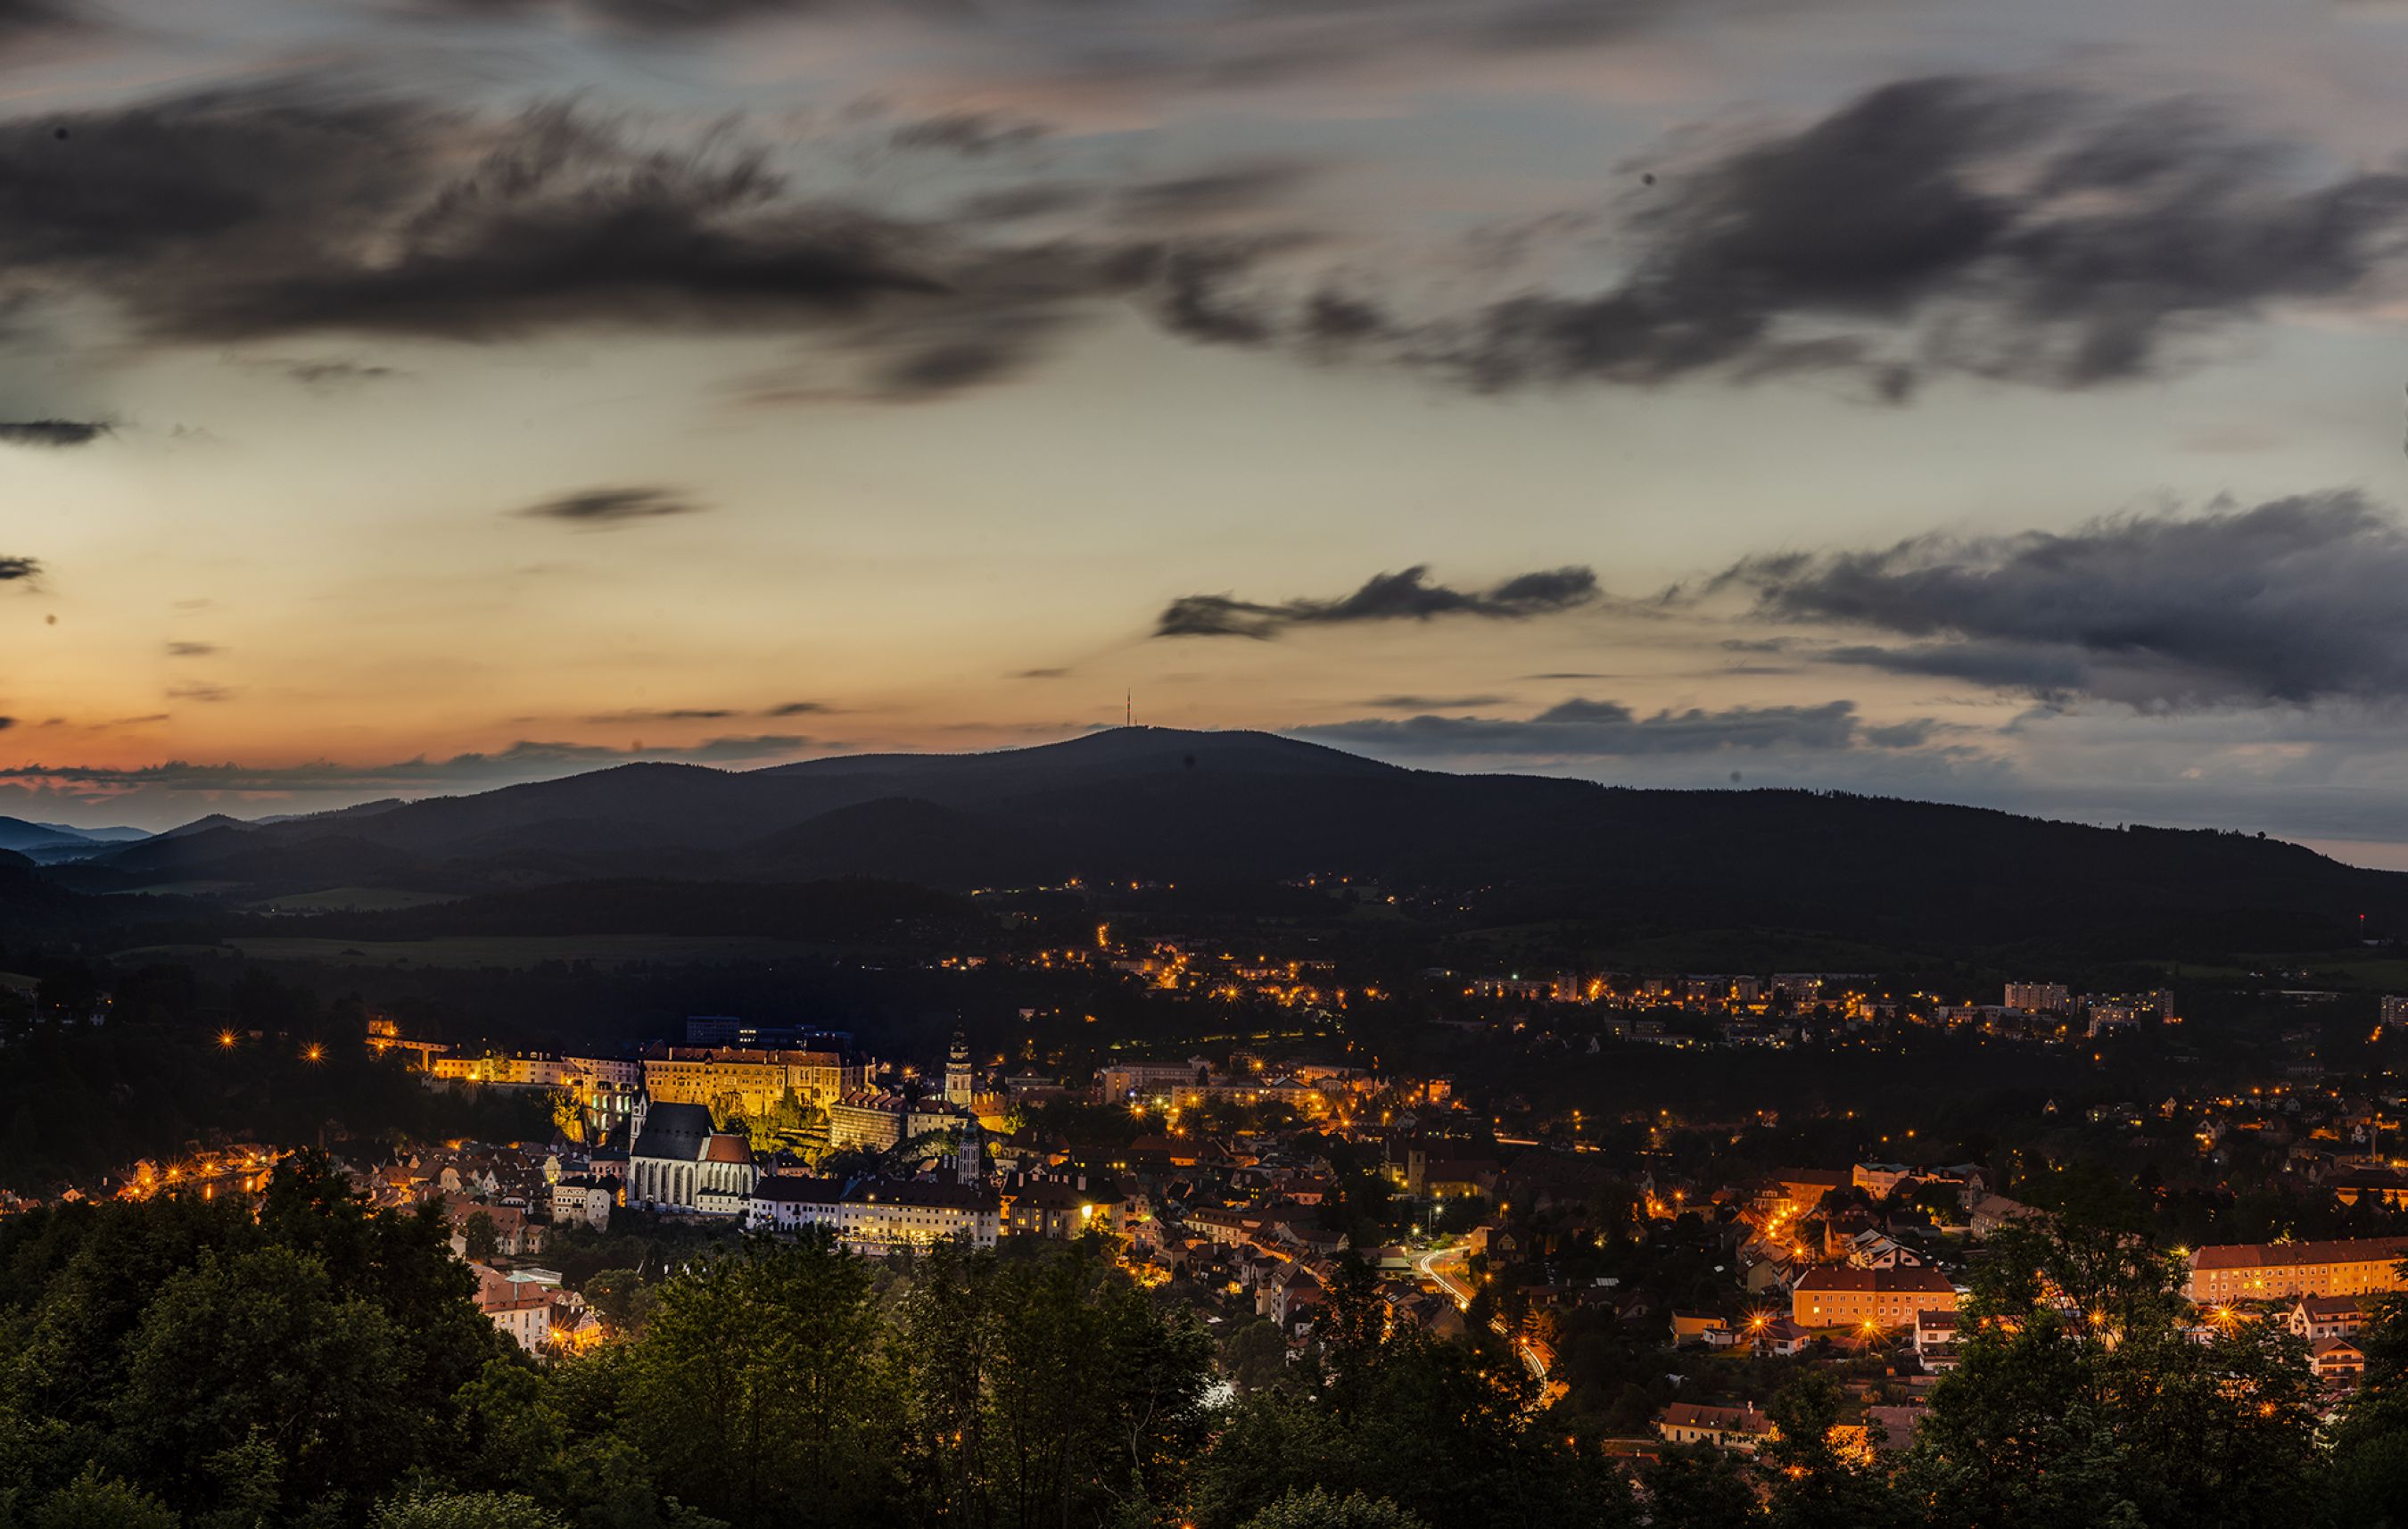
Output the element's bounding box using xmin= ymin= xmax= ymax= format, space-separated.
xmin=944 ymin=1029 xmax=973 ymax=1109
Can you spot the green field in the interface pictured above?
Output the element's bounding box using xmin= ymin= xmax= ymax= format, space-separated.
xmin=112 ymin=935 xmax=837 ymax=970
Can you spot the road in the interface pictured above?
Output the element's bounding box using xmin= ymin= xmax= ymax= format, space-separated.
xmin=1416 ymin=1241 xmax=1554 ymax=1385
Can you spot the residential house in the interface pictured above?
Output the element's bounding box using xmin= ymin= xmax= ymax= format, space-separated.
xmin=1658 ymin=1402 xmax=1774 ymax=1452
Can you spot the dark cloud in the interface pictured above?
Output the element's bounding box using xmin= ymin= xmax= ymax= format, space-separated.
xmin=1149 ymin=76 xmax=2408 ymax=396
xmin=1362 ymin=693 xmax=1509 ymax=710
xmin=954 ymin=184 xmax=1100 ymax=223
xmin=586 ymin=707 xmax=736 ymax=722
xmin=1147 ymin=244 xmax=1282 ymax=346
xmin=0 ymin=555 xmax=41 ymax=583
xmin=0 ymin=88 xmax=1333 ymax=405
xmin=0 ymin=93 xmax=991 ymax=354
xmin=1013 ymin=667 xmax=1068 ymax=680
xmin=515 ymin=485 xmax=704 ymax=526
xmin=0 ymin=716 xmax=12 ymax=731
xmin=1862 ymin=719 xmax=1942 ymax=748
xmin=20 ymin=68 xmax=2368 ymax=412
xmin=1465 ymin=78 xmax=2408 ymax=389
xmin=1158 ymin=564 xmax=1597 ymax=639
xmin=166 ymin=682 xmax=235 ymax=702
xmin=889 ymin=112 xmax=1050 ymax=158
xmin=404 ymin=0 xmax=1713 ymax=66
xmin=165 ymin=641 xmax=219 ymax=657
xmin=276 ymin=359 xmax=400 ymax=386
xmin=1721 ymin=491 xmax=2408 ymax=709
xmin=0 ymin=0 xmax=78 ymax=39
xmin=406 ymin=0 xmax=829 ymax=35
xmin=1299 ymin=697 xmax=1899 ymax=756
xmin=1111 ymin=162 xmax=1314 ymax=222
xmin=0 ymin=419 xmax=106 ymax=446
xmin=764 ymin=700 xmax=829 ymax=715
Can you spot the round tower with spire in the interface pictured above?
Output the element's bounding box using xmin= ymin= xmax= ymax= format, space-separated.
xmin=944 ymin=1028 xmax=974 ymax=1110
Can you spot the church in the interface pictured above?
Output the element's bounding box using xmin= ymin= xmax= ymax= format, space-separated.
xmin=627 ymin=1102 xmax=758 ymax=1215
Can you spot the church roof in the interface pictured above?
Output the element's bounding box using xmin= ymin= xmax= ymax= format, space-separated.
xmin=631 ymin=1103 xmax=715 ymax=1162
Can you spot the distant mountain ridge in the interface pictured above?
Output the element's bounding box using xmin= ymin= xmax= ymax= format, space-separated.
xmin=41 ymin=727 xmax=2408 ymax=949
xmin=0 ymin=816 xmax=153 ymax=864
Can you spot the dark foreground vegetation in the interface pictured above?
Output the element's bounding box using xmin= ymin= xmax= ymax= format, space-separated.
xmin=2 ymin=1160 xmax=2406 ymax=1529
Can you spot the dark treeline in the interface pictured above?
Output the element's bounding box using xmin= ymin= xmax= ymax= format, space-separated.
xmin=0 ymin=965 xmax=548 ymax=1192
xmin=4 ymin=1161 xmax=2408 ymax=1529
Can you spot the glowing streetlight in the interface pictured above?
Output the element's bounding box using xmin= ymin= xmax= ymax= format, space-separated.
xmin=302 ymin=1043 xmax=325 ymax=1063
xmin=218 ymin=1030 xmax=238 ymax=1050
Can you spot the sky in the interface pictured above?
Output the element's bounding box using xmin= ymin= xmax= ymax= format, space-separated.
xmin=15 ymin=1 xmax=2408 ymax=863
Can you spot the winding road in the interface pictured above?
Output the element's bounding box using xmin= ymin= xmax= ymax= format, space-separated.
xmin=1416 ymin=1241 xmax=1554 ymax=1385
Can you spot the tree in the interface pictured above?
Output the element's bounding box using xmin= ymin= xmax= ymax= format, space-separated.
xmin=1191 ymin=1310 xmax=1623 ymax=1529
xmin=1221 ymin=1317 xmax=1291 ymax=1392
xmin=2322 ymin=1272 xmax=2408 ymax=1527
xmin=462 ymin=1211 xmax=501 ymax=1264
xmin=26 ymin=1470 xmax=179 ymax=1529
xmin=445 ymin=1351 xmax=727 ymax=1529
xmin=1642 ymin=1445 xmax=1760 ymax=1529
xmin=620 ymin=1234 xmax=902 ymax=1528
xmin=894 ymin=1237 xmax=1213 ymax=1529
xmin=1757 ymin=1371 xmax=1902 ymax=1529
xmin=1241 ymin=1488 xmax=1430 ymax=1529
xmin=110 ymin=1244 xmax=416 ymax=1516
xmin=583 ymin=1267 xmax=657 ymax=1334
xmin=370 ymin=1490 xmax=571 ymax=1529
xmin=1315 ymin=1255 xmax=1392 ymax=1411
xmin=1897 ymin=1186 xmax=2318 ymax=1529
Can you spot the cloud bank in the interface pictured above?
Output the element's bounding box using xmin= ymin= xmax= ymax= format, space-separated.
xmin=1721 ymin=491 xmax=2408 ymax=710
xmin=1298 ymin=697 xmax=1927 ymax=756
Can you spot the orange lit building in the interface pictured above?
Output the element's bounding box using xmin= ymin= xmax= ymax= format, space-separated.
xmin=2184 ymin=1236 xmax=2408 ymax=1303
xmin=1792 ymin=1266 xmax=1958 ymax=1329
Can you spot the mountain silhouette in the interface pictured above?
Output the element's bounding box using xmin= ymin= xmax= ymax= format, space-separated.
xmin=48 ymin=727 xmax=2408 ymax=950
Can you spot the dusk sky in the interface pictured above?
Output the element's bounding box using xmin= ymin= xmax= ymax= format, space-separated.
xmin=13 ymin=0 xmax=2408 ymax=863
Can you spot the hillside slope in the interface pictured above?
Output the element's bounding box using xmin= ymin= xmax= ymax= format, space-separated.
xmin=59 ymin=727 xmax=2408 ymax=948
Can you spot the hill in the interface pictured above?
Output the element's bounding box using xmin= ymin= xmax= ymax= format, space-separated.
xmin=0 ymin=816 xmax=151 ymax=864
xmin=50 ymin=726 xmax=2408 ymax=952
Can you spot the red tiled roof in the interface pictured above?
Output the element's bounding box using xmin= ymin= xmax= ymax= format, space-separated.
xmin=2190 ymin=1236 xmax=2408 ymax=1272
xmin=1794 ymin=1266 xmax=1955 ymax=1294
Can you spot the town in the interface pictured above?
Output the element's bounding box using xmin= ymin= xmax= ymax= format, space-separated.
xmin=8 ymin=839 xmax=2408 ymax=1529
xmin=16 ymin=932 xmax=2407 ymax=1472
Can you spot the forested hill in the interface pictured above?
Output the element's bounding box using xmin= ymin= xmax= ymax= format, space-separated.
xmin=42 ymin=728 xmax=2408 ymax=951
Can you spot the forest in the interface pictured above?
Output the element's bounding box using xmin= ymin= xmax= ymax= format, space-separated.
xmin=1 ymin=1157 xmax=2405 ymax=1529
